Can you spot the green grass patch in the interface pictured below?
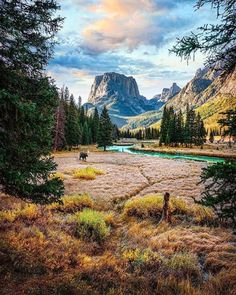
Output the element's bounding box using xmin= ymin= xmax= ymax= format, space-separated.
xmin=69 ymin=209 xmax=110 ymax=242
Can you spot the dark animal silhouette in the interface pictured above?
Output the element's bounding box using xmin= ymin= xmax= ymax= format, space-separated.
xmin=79 ymin=152 xmax=88 ymax=161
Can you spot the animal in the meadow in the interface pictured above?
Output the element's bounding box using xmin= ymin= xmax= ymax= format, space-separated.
xmin=79 ymin=152 xmax=88 ymax=161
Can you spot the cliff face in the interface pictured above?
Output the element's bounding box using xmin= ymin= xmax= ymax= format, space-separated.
xmin=166 ymin=67 xmax=222 ymax=110
xmin=86 ymin=72 xmax=163 ymax=126
xmin=151 ymin=83 xmax=181 ymax=103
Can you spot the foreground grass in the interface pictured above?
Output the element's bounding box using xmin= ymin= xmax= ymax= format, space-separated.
xmin=0 ymin=193 xmax=235 ymax=295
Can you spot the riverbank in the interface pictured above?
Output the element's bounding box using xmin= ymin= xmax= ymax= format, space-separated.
xmin=131 ymin=143 xmax=236 ymax=160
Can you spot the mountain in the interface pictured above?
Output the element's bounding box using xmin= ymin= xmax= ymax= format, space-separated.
xmin=150 ymin=67 xmax=236 ymax=131
xmin=151 ymin=83 xmax=181 ymax=103
xmin=166 ymin=67 xmax=221 ymax=110
xmin=84 ymin=72 xmax=162 ymax=127
xmin=122 ymin=67 xmax=236 ymax=131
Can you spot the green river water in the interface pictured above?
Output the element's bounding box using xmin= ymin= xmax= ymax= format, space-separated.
xmin=106 ymin=145 xmax=225 ymax=163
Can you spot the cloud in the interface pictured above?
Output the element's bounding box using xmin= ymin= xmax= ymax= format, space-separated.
xmin=79 ymin=0 xmax=195 ymax=54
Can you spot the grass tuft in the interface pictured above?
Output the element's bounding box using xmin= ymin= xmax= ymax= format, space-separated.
xmin=48 ymin=194 xmax=94 ymax=213
xmin=69 ymin=209 xmax=110 ymax=242
xmin=72 ymin=166 xmax=105 ymax=180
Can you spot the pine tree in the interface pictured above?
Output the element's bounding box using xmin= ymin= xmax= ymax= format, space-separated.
xmin=159 ymin=106 xmax=169 ymax=145
xmin=0 ymin=0 xmax=64 ymax=204
xmin=197 ymin=160 xmax=236 ymax=228
xmin=91 ymin=107 xmax=100 ymax=143
xmin=218 ymin=109 xmax=236 ymax=147
xmin=176 ymin=110 xmax=184 ymax=145
xmin=170 ymin=0 xmax=236 ymax=73
xmin=97 ymin=106 xmax=113 ymax=151
xmin=53 ymin=94 xmax=66 ymax=151
xmin=65 ymin=95 xmax=81 ymax=150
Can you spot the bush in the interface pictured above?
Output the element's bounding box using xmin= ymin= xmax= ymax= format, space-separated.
xmin=124 ymin=195 xmax=163 ymax=219
xmin=70 ymin=209 xmax=110 ymax=242
xmin=0 ymin=204 xmax=39 ymax=223
xmin=191 ymin=204 xmax=216 ymax=225
xmin=49 ymin=172 xmax=65 ymax=180
xmin=123 ymin=194 xmax=216 ymax=225
xmin=48 ymin=194 xmax=94 ymax=213
xmin=123 ymin=248 xmax=162 ymax=272
xmin=163 ymin=252 xmax=201 ymax=280
xmin=72 ymin=167 xmax=104 ymax=180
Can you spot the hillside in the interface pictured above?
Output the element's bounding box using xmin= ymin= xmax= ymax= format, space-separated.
xmin=129 ymin=67 xmax=236 ymax=131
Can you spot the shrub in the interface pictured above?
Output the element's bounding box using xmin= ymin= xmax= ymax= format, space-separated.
xmin=48 ymin=194 xmax=94 ymax=213
xmin=72 ymin=167 xmax=104 ymax=180
xmin=123 ymin=194 xmax=216 ymax=225
xmin=49 ymin=172 xmax=65 ymax=180
xmin=163 ymin=252 xmax=201 ymax=280
xmin=124 ymin=195 xmax=163 ymax=219
xmin=70 ymin=209 xmax=110 ymax=242
xmin=191 ymin=204 xmax=216 ymax=225
xmin=0 ymin=204 xmax=39 ymax=223
xmin=123 ymin=248 xmax=162 ymax=272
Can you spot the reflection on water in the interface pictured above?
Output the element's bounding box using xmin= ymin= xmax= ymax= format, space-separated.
xmin=105 ymin=145 xmax=225 ymax=163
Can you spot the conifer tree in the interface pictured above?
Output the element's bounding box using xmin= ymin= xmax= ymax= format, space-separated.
xmin=91 ymin=107 xmax=100 ymax=143
xmin=159 ymin=106 xmax=169 ymax=145
xmin=98 ymin=106 xmax=113 ymax=151
xmin=0 ymin=0 xmax=64 ymax=204
xmin=53 ymin=94 xmax=66 ymax=151
xmin=65 ymin=95 xmax=81 ymax=150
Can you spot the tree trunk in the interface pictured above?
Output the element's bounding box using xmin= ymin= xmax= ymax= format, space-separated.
xmin=158 ymin=192 xmax=171 ymax=224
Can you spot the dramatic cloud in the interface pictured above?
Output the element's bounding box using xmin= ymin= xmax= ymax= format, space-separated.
xmin=80 ymin=0 xmax=194 ymax=54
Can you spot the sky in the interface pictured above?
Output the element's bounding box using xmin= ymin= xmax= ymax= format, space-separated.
xmin=48 ymin=0 xmax=217 ymax=103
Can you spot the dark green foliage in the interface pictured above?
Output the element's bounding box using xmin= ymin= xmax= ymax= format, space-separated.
xmin=97 ymin=106 xmax=113 ymax=151
xmin=119 ymin=127 xmax=159 ymax=140
xmin=91 ymin=107 xmax=100 ymax=143
xmin=65 ymin=95 xmax=81 ymax=149
xmin=0 ymin=0 xmax=64 ymax=203
xmin=170 ymin=0 xmax=236 ymax=73
xmin=218 ymin=109 xmax=236 ymax=146
xmin=159 ymin=105 xmax=206 ymax=147
xmin=198 ymin=160 xmax=236 ymax=227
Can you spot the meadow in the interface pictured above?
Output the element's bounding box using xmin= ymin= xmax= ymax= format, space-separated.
xmin=0 ymin=150 xmax=235 ymax=295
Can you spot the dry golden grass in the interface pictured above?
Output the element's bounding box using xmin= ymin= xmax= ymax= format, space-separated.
xmin=49 ymin=171 xmax=65 ymax=180
xmin=0 ymin=149 xmax=235 ymax=295
xmin=123 ymin=194 xmax=215 ymax=225
xmin=72 ymin=166 xmax=105 ymax=180
xmin=47 ymin=193 xmax=94 ymax=213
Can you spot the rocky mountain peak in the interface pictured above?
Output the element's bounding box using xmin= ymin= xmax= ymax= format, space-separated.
xmin=88 ymin=72 xmax=140 ymax=104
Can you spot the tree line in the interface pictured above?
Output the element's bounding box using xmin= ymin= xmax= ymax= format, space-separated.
xmin=159 ymin=105 xmax=207 ymax=147
xmin=53 ymin=86 xmax=116 ymax=151
xmin=120 ymin=128 xmax=160 ymax=140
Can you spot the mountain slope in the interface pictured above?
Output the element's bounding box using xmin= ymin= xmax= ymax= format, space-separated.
xmin=126 ymin=67 xmax=236 ymax=130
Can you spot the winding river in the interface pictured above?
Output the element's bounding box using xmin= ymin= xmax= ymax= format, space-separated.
xmin=106 ymin=145 xmax=225 ymax=163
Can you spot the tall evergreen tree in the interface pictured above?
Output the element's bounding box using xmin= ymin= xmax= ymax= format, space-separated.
xmin=159 ymin=106 xmax=169 ymax=145
xmin=218 ymin=109 xmax=236 ymax=146
xmin=53 ymin=94 xmax=66 ymax=151
xmin=91 ymin=107 xmax=100 ymax=143
xmin=97 ymin=106 xmax=113 ymax=151
xmin=0 ymin=0 xmax=64 ymax=204
xmin=65 ymin=95 xmax=81 ymax=150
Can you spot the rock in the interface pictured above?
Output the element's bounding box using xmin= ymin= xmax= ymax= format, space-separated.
xmin=86 ymin=72 xmax=163 ymax=126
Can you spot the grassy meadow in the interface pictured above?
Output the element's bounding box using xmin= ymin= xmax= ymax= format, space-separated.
xmin=0 ymin=150 xmax=236 ymax=295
